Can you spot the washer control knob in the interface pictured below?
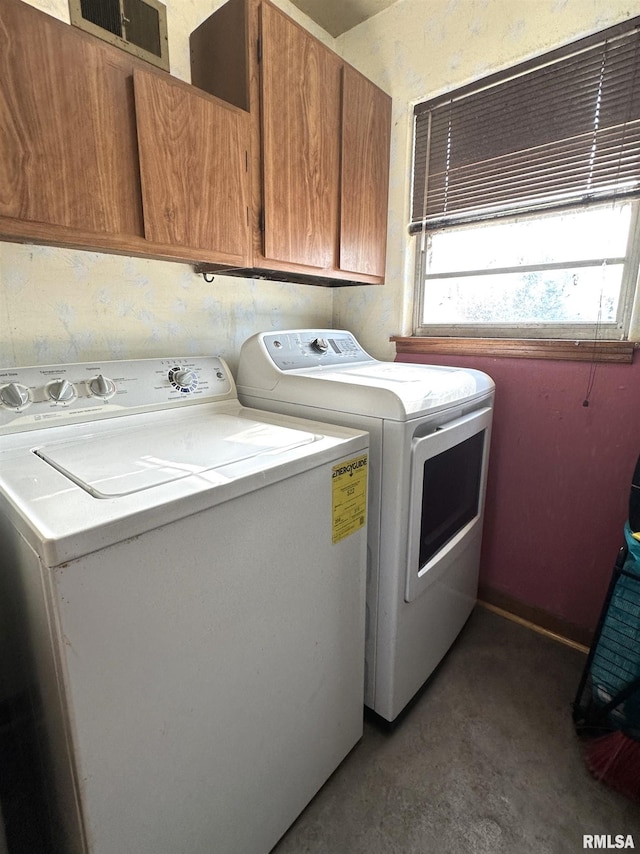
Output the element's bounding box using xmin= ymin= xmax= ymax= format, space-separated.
xmin=47 ymin=379 xmax=76 ymax=403
xmin=169 ymin=368 xmax=198 ymax=393
xmin=0 ymin=382 xmax=31 ymax=409
xmin=89 ymin=374 xmax=116 ymax=398
xmin=311 ymin=337 xmax=329 ymax=354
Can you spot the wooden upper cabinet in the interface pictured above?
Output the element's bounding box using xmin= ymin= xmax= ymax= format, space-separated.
xmin=0 ymin=0 xmax=142 ymax=237
xmin=0 ymin=0 xmax=252 ymax=267
xmin=134 ymin=69 xmax=251 ymax=263
xmin=340 ymin=65 xmax=392 ymax=279
xmin=190 ymin=0 xmax=392 ymax=286
xmin=259 ymin=2 xmax=341 ymax=270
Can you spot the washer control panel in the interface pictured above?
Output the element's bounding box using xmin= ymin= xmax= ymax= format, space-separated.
xmin=0 ymin=356 xmax=233 ymax=434
xmin=261 ymin=330 xmax=373 ymax=370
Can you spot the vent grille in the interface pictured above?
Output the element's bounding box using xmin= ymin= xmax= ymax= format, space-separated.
xmin=123 ymin=0 xmax=161 ymax=58
xmin=79 ymin=0 xmax=122 ymax=37
xmin=69 ymin=0 xmax=169 ymax=71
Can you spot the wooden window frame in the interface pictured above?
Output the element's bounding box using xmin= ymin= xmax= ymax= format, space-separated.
xmin=392 ymin=336 xmax=635 ymax=363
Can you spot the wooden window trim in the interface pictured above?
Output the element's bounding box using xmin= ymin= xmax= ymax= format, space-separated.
xmin=391 ymin=336 xmax=636 ymax=363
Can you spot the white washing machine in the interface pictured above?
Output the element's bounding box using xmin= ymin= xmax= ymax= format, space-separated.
xmin=237 ymin=330 xmax=495 ymax=723
xmin=0 ymin=356 xmax=368 ymax=854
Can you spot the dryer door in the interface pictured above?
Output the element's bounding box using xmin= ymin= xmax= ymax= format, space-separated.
xmin=405 ymin=406 xmax=492 ymax=603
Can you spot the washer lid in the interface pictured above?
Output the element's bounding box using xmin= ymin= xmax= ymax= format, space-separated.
xmin=317 ymin=362 xmax=476 ymax=393
xmin=253 ymin=362 xmax=491 ymax=420
xmin=309 ymin=363 xmax=481 ymax=417
xmin=34 ymin=414 xmax=317 ymax=498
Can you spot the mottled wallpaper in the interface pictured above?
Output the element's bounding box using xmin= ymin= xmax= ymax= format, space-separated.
xmin=0 ymin=243 xmax=333 ymax=374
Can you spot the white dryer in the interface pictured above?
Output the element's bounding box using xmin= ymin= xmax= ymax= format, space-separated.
xmin=237 ymin=330 xmax=495 ymax=723
xmin=0 ymin=356 xmax=368 ymax=853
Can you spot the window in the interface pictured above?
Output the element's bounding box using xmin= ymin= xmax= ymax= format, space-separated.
xmin=416 ymin=202 xmax=640 ymax=338
xmin=411 ymin=18 xmax=640 ymax=340
xmin=69 ymin=0 xmax=169 ymax=71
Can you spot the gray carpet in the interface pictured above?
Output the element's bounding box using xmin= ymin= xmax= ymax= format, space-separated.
xmin=272 ymin=606 xmax=640 ymax=853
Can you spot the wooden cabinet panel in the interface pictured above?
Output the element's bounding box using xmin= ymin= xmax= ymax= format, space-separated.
xmin=259 ymin=2 xmax=341 ymax=269
xmin=1 ymin=0 xmax=391 ymax=277
xmin=134 ymin=69 xmax=251 ymax=261
xmin=190 ymin=0 xmax=250 ymax=113
xmin=340 ymin=66 xmax=392 ymax=279
xmin=190 ymin=0 xmax=391 ymax=285
xmin=0 ymin=0 xmax=142 ymax=237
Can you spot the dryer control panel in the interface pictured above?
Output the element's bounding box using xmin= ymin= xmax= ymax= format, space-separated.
xmin=0 ymin=356 xmax=235 ymax=434
xmin=260 ymin=330 xmax=373 ymax=370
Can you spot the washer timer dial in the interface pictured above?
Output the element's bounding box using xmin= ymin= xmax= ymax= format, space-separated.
xmin=168 ymin=366 xmax=198 ymax=394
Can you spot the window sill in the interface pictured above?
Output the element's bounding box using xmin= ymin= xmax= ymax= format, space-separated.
xmin=391 ymin=337 xmax=636 ymax=363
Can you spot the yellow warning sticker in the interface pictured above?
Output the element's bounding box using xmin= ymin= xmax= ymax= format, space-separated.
xmin=332 ymin=454 xmax=368 ymax=544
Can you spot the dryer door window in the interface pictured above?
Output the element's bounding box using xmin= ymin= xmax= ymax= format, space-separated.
xmin=405 ymin=406 xmax=492 ymax=602
xmin=418 ymin=430 xmax=484 ymax=567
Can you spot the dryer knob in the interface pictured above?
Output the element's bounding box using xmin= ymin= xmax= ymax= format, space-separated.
xmin=0 ymin=382 xmax=30 ymax=409
xmin=311 ymin=337 xmax=329 ymax=354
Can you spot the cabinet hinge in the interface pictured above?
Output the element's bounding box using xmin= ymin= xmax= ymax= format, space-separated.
xmin=245 ymin=150 xmax=249 ymax=172
xmin=260 ymin=209 xmax=265 ymax=232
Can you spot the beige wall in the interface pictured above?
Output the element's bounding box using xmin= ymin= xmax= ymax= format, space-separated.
xmin=335 ymin=0 xmax=640 ymax=360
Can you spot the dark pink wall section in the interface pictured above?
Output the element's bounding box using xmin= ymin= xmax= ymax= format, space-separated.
xmin=397 ymin=351 xmax=640 ymax=636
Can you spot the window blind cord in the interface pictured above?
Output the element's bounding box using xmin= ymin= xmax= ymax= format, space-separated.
xmin=583 ymin=42 xmax=609 ymax=408
xmin=582 ymin=268 xmax=605 ymax=407
xmin=585 ymin=42 xmax=608 ymax=191
xmin=583 ymin=32 xmax=639 ymax=408
xmin=419 ymin=111 xmax=433 ymax=255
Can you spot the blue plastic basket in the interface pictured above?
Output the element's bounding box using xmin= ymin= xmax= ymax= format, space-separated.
xmin=588 ymin=524 xmax=640 ymax=730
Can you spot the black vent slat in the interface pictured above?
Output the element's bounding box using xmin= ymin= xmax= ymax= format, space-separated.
xmin=123 ymin=0 xmax=161 ymax=58
xmin=79 ymin=0 xmax=122 ymax=37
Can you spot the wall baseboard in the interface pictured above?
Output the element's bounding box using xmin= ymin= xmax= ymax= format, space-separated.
xmin=478 ymin=584 xmax=591 ymax=653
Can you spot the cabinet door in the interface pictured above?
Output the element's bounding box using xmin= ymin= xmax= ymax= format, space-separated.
xmin=0 ymin=0 xmax=143 ymax=236
xmin=340 ymin=65 xmax=391 ymax=279
xmin=133 ymin=69 xmax=251 ymax=263
xmin=259 ymin=2 xmax=341 ymax=269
